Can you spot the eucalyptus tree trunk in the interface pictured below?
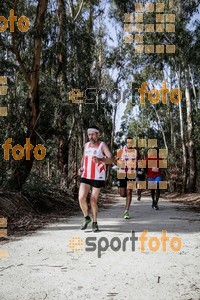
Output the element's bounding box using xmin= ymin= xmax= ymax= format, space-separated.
xmin=56 ymin=0 xmax=67 ymax=183
xmin=189 ymin=66 xmax=198 ymax=111
xmin=185 ymin=64 xmax=196 ymax=192
xmin=169 ymin=68 xmax=176 ymax=148
xmin=176 ymin=67 xmax=187 ymax=192
xmin=6 ymin=0 xmax=48 ymax=190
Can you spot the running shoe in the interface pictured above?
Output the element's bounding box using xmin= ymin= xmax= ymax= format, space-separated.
xmin=137 ymin=194 xmax=141 ymax=201
xmin=80 ymin=217 xmax=91 ymax=230
xmin=152 ymin=201 xmax=159 ymax=210
xmin=92 ymin=222 xmax=99 ymax=232
xmin=124 ymin=211 xmax=130 ymax=219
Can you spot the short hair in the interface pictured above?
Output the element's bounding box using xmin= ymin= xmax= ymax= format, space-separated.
xmin=88 ymin=125 xmax=100 ymax=131
xmin=126 ymin=136 xmax=133 ymax=140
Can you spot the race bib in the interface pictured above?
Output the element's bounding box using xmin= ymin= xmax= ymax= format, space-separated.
xmin=138 ymin=171 xmax=143 ymax=175
xmin=152 ymin=167 xmax=159 ymax=172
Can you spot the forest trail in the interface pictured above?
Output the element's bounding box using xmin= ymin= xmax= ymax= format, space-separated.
xmin=0 ymin=194 xmax=200 ymax=300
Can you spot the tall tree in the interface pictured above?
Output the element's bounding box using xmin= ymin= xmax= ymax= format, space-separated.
xmin=6 ymin=0 xmax=48 ymax=190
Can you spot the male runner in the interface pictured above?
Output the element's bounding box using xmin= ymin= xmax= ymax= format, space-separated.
xmin=136 ymin=166 xmax=146 ymax=201
xmin=78 ymin=126 xmax=114 ymax=232
xmin=116 ymin=137 xmax=140 ymax=219
xmin=146 ymin=147 xmax=162 ymax=210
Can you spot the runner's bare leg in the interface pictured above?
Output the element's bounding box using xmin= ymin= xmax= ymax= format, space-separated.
xmin=156 ymin=189 xmax=160 ymax=203
xmin=151 ymin=189 xmax=155 ymax=201
xmin=125 ymin=189 xmax=132 ymax=210
xmin=90 ymin=187 xmax=101 ymax=222
xmin=119 ymin=187 xmax=127 ymax=197
xmin=79 ymin=183 xmax=91 ymax=217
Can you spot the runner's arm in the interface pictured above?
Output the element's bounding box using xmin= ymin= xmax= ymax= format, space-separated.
xmin=78 ymin=145 xmax=85 ymax=175
xmin=101 ymin=143 xmax=115 ymax=164
xmin=114 ymin=149 xmax=123 ymax=164
xmin=80 ymin=157 xmax=84 ymax=168
xmin=80 ymin=144 xmax=85 ymax=167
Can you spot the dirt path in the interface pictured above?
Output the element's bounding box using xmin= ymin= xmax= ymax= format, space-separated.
xmin=0 ymin=195 xmax=200 ymax=300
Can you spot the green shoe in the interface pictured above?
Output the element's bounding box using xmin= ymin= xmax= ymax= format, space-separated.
xmin=124 ymin=211 xmax=130 ymax=219
xmin=80 ymin=217 xmax=91 ymax=230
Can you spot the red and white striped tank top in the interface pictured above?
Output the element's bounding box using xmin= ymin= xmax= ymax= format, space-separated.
xmin=82 ymin=142 xmax=106 ymax=181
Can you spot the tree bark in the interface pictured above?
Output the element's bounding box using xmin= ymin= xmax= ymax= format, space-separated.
xmin=169 ymin=67 xmax=176 ymax=148
xmin=56 ymin=0 xmax=68 ymax=183
xmin=176 ymin=67 xmax=187 ymax=192
xmin=6 ymin=0 xmax=48 ymax=190
xmin=189 ymin=66 xmax=197 ymax=110
xmin=185 ymin=64 xmax=196 ymax=192
xmin=152 ymin=105 xmax=168 ymax=151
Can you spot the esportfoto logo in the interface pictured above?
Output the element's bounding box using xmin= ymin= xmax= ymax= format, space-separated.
xmin=68 ymin=230 xmax=182 ymax=258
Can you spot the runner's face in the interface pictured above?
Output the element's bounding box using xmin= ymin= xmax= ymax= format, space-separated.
xmin=88 ymin=132 xmax=99 ymax=143
xmin=126 ymin=139 xmax=133 ymax=149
